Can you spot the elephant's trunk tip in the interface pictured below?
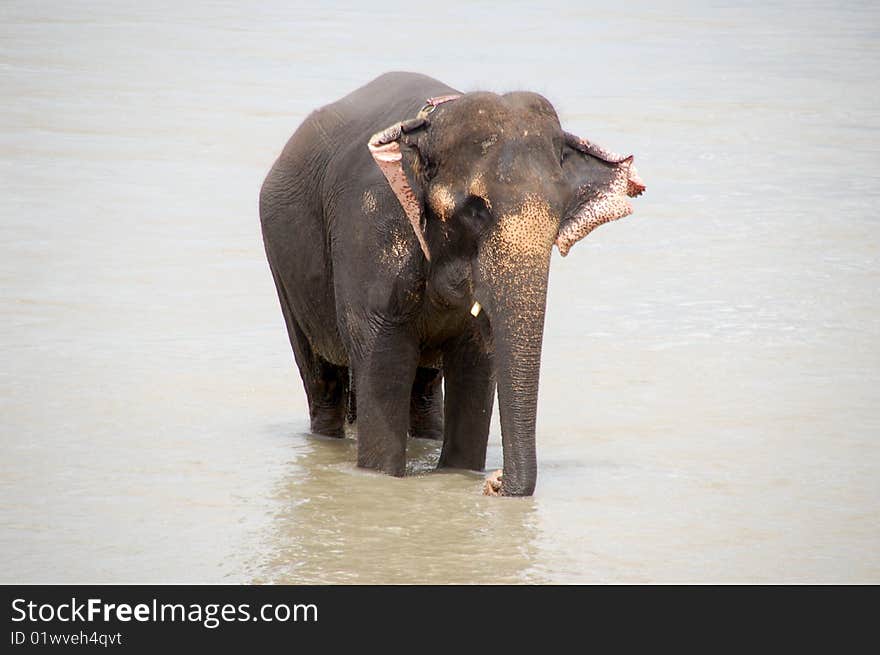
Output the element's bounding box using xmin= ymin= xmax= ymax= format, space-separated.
xmin=483 ymin=469 xmax=503 ymax=496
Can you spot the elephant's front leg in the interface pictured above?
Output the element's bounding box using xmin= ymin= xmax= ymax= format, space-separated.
xmin=354 ymin=329 xmax=420 ymax=476
xmin=439 ymin=334 xmax=495 ymax=471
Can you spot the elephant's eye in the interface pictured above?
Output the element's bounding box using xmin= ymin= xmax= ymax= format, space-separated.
xmin=457 ymin=195 xmax=492 ymax=234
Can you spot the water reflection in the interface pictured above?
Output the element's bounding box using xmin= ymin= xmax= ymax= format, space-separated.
xmin=250 ymin=431 xmax=540 ymax=584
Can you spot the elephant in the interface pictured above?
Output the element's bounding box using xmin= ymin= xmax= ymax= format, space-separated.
xmin=259 ymin=72 xmax=645 ymax=496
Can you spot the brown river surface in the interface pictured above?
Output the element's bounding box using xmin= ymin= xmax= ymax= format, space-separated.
xmin=1 ymin=1 xmax=878 ymax=583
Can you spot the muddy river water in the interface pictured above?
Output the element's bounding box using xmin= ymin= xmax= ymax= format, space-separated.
xmin=1 ymin=1 xmax=878 ymax=582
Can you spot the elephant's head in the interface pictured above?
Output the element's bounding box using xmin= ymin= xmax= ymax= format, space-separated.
xmin=369 ymin=91 xmax=645 ymax=495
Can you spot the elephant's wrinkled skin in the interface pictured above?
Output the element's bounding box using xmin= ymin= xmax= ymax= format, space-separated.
xmin=260 ymin=72 xmax=644 ymax=496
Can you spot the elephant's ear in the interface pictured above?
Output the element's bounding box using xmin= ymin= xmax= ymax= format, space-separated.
xmin=368 ymin=117 xmax=432 ymax=262
xmin=556 ymin=131 xmax=646 ymax=257
xmin=367 ymin=95 xmax=460 ymax=262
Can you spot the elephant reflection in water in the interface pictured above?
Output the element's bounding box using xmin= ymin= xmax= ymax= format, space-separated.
xmin=250 ymin=433 xmax=541 ymax=584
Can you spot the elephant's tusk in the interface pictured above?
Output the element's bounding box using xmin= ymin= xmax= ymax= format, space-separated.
xmin=470 ymin=301 xmax=482 ymax=317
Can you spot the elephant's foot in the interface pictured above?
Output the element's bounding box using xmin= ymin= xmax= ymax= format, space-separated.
xmin=306 ymin=365 xmax=349 ymax=437
xmin=310 ymin=404 xmax=346 ymax=437
xmin=483 ymin=470 xmax=503 ymax=496
xmin=310 ymin=421 xmax=345 ymax=438
xmin=356 ymin=449 xmax=407 ymax=477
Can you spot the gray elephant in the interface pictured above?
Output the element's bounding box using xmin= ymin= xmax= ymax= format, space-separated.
xmin=260 ymin=72 xmax=644 ymax=496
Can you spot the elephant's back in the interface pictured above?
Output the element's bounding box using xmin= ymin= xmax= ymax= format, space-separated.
xmin=259 ymin=73 xmax=460 ymax=367
xmin=330 ymin=71 xmax=460 ymax=129
xmin=262 ymin=72 xmax=458 ymax=219
xmin=313 ymin=73 xmax=452 ymax=186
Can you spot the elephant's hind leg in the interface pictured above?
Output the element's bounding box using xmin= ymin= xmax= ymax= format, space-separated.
xmin=409 ymin=367 xmax=443 ymax=440
xmin=308 ymin=361 xmax=349 ymax=437
xmin=291 ymin=319 xmax=349 ymax=437
xmin=268 ymin=261 xmax=347 ymax=437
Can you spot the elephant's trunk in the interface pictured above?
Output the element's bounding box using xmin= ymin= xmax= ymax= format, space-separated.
xmin=476 ymin=197 xmax=556 ymax=496
xmin=490 ymin=287 xmax=548 ymax=496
